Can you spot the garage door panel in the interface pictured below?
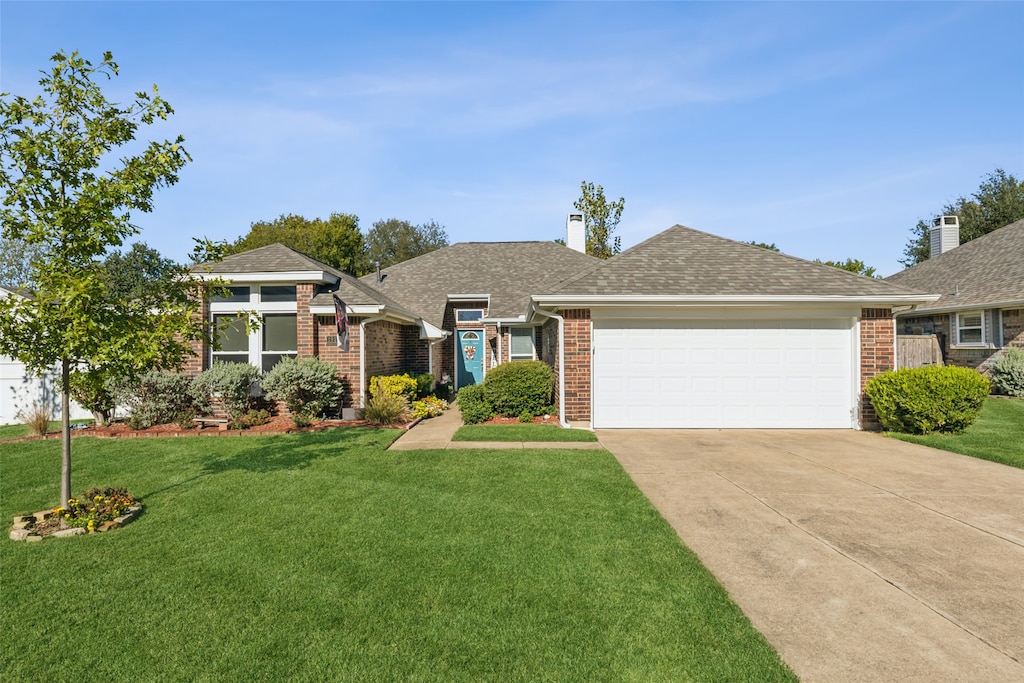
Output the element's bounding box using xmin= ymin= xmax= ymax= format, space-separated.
xmin=593 ymin=318 xmax=854 ymax=429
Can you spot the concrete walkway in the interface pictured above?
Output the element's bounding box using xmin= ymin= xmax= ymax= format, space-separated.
xmin=599 ymin=429 xmax=1024 ymax=683
xmin=388 ymin=405 xmax=603 ymax=451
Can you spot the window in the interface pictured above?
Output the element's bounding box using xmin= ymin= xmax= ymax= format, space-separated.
xmin=212 ymin=315 xmax=249 ymax=364
xmin=260 ymin=285 xmax=296 ymax=302
xmin=262 ymin=314 xmax=297 ymax=372
xmin=456 ymin=309 xmax=483 ymax=322
xmin=956 ymin=311 xmax=985 ymax=346
xmin=213 ymin=286 xmax=250 ymax=303
xmin=510 ymin=327 xmax=535 ymax=361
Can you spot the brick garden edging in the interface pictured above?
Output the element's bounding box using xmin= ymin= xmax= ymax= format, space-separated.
xmin=9 ymin=504 xmax=142 ymax=542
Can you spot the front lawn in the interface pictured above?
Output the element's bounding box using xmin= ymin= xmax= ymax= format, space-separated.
xmin=453 ymin=423 xmax=598 ymax=442
xmin=888 ymin=397 xmax=1024 ymax=468
xmin=1 ymin=430 xmax=793 ymax=681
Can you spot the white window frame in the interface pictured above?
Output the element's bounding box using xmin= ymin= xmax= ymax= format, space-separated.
xmin=509 ymin=327 xmax=536 ymax=361
xmin=209 ymin=282 xmax=299 ymax=370
xmin=456 ymin=308 xmax=484 ymax=323
xmin=954 ymin=310 xmax=986 ymax=348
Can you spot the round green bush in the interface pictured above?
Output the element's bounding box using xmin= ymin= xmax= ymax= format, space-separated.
xmin=457 ymin=384 xmax=493 ymax=425
xmin=262 ymin=357 xmax=343 ymax=420
xmin=865 ymin=365 xmax=990 ymax=434
xmin=482 ymin=360 xmax=554 ymax=417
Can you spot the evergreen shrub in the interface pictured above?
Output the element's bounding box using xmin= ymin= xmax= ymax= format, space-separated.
xmin=865 ymin=365 xmax=990 ymax=434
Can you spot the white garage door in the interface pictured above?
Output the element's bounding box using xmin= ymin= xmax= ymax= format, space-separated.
xmin=592 ymin=318 xmax=855 ymax=428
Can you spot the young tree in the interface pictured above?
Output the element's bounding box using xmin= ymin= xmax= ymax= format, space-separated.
xmin=0 ymin=51 xmax=197 ymax=506
xmin=366 ymin=218 xmax=449 ymax=268
xmin=574 ymin=181 xmax=625 ymax=259
xmin=901 ymin=169 xmax=1024 ymax=266
xmin=229 ymin=212 xmax=369 ymax=275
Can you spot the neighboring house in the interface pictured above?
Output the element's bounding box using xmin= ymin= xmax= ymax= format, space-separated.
xmin=0 ymin=285 xmax=92 ymax=425
xmin=886 ymin=218 xmax=1024 ymax=371
xmin=192 ymin=218 xmax=936 ymax=429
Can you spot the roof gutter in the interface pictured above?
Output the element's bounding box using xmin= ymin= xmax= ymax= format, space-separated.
xmin=530 ymin=294 xmax=942 ymax=308
xmin=893 ymin=297 xmax=1024 ymax=316
xmin=528 ymin=303 xmax=570 ymax=429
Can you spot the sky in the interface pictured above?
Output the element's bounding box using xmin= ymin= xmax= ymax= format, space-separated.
xmin=1 ymin=1 xmax=1022 ymax=277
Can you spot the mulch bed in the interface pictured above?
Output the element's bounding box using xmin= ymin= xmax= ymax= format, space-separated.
xmin=4 ymin=415 xmax=412 ymax=442
xmin=478 ymin=415 xmax=559 ymax=426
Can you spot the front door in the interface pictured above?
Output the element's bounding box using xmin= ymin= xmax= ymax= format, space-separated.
xmin=457 ymin=329 xmax=484 ymax=389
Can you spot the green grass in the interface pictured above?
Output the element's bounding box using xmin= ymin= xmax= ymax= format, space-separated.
xmin=1 ymin=430 xmax=793 ymax=682
xmin=453 ymin=423 xmax=598 ymax=442
xmin=0 ymin=418 xmax=93 ymax=440
xmin=888 ymin=397 xmax=1024 ymax=468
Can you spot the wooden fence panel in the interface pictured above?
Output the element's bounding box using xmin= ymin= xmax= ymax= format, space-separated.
xmin=897 ymin=335 xmax=944 ymax=369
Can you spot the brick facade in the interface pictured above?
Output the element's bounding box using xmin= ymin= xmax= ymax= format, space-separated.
xmin=859 ymin=308 xmax=895 ymax=428
xmin=314 ymin=315 xmax=362 ymax=408
xmin=561 ymin=309 xmax=592 ymax=422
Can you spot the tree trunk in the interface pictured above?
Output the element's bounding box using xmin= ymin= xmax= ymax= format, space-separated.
xmin=60 ymin=357 xmax=72 ymax=507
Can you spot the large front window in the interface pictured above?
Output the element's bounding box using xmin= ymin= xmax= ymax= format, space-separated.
xmin=209 ymin=283 xmax=299 ymax=371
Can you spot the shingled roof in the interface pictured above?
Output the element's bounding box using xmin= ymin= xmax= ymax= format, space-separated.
xmin=361 ymin=242 xmax=601 ymax=326
xmin=193 ymin=243 xmax=418 ymax=315
xmin=886 ymin=219 xmax=1024 ymax=313
xmin=547 ymin=225 xmax=927 ymax=298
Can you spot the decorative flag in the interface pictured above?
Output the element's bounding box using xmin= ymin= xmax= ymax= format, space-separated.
xmin=334 ymin=295 xmax=350 ymax=352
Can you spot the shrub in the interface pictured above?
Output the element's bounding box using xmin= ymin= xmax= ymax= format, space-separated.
xmin=123 ymin=371 xmax=197 ymax=429
xmin=363 ymin=377 xmax=409 ymax=426
xmin=190 ymin=361 xmax=259 ymax=419
xmin=18 ymin=401 xmax=52 ymax=436
xmin=261 ymin=357 xmax=343 ymax=424
xmin=990 ymin=347 xmax=1024 ymax=397
xmin=370 ymin=373 xmax=418 ymax=402
xmin=457 ymin=384 xmax=492 ymax=424
xmin=55 ymin=487 xmax=137 ymax=533
xmin=519 ymin=409 xmax=535 ymax=423
xmin=483 ymin=360 xmax=554 ymax=417
xmin=865 ymin=366 xmax=990 ymax=434
xmin=414 ymin=372 xmax=435 ymax=399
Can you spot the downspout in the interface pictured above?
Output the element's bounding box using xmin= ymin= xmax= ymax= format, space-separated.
xmin=496 ymin=322 xmax=502 ymax=366
xmin=359 ymin=312 xmax=388 ymax=409
xmin=529 ymin=304 xmax=569 ymax=429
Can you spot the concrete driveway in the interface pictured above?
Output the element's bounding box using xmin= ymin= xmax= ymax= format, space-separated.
xmin=598 ymin=429 xmax=1024 ymax=683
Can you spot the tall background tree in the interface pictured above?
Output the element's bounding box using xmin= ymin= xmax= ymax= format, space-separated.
xmin=366 ymin=218 xmax=449 ymax=269
xmin=0 ymin=50 xmax=199 ymax=506
xmin=229 ymin=212 xmax=369 ymax=275
xmin=814 ymin=258 xmax=878 ymax=278
xmin=902 ymin=168 xmax=1024 ymax=266
xmin=0 ymin=236 xmax=44 ymax=289
xmin=574 ymin=181 xmax=625 ymax=259
xmin=101 ymin=242 xmax=179 ymax=301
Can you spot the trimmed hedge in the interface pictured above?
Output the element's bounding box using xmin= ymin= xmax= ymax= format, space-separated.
xmin=483 ymin=360 xmax=554 ymax=418
xmin=457 ymin=384 xmax=493 ymax=425
xmin=865 ymin=365 xmax=990 ymax=434
xmin=370 ymin=374 xmax=418 ymax=402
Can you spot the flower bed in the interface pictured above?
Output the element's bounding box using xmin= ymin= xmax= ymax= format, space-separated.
xmin=10 ymin=487 xmax=143 ymax=542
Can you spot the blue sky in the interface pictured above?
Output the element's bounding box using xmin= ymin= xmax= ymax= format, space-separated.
xmin=2 ymin=1 xmax=1022 ymax=276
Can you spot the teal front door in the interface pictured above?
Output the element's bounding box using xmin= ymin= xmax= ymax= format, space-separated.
xmin=457 ymin=330 xmax=484 ymax=389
